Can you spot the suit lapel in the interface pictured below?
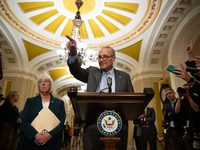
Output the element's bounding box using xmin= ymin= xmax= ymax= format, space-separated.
xmin=94 ymin=69 xmax=103 ymax=91
xmin=48 ymin=95 xmax=55 ymax=111
xmin=36 ymin=95 xmax=43 ymax=112
xmin=115 ymin=69 xmax=121 ymax=92
xmin=146 ymin=107 xmax=150 ymax=117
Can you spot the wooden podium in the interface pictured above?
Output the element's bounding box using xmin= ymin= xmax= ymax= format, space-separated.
xmin=68 ymin=87 xmax=154 ymax=150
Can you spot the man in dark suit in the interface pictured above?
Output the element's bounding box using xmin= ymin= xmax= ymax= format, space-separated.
xmin=66 ymin=35 xmax=134 ymax=150
xmin=134 ymin=107 xmax=157 ymax=150
xmin=63 ymin=121 xmax=70 ymax=146
xmin=164 ymin=88 xmax=185 ymax=150
xmin=0 ymin=43 xmax=3 ymax=80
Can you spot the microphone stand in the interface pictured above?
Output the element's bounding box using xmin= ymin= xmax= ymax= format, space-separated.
xmin=108 ymin=86 xmax=111 ymax=93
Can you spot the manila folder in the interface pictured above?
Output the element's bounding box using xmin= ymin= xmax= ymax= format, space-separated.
xmin=31 ymin=107 xmax=60 ymax=133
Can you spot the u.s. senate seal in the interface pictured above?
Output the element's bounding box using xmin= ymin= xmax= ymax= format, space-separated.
xmin=97 ymin=111 xmax=122 ymax=136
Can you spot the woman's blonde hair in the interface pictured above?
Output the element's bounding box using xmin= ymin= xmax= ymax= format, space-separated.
xmin=5 ymin=91 xmax=19 ymax=103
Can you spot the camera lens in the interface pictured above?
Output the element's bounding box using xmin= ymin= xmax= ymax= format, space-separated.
xmin=193 ymin=132 xmax=200 ymax=149
xmin=177 ymin=87 xmax=187 ymax=94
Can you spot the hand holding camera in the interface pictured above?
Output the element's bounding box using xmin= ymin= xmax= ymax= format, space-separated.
xmin=177 ymin=87 xmax=188 ymax=95
xmin=177 ymin=87 xmax=191 ymax=101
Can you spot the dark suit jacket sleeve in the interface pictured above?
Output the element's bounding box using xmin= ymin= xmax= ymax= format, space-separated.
xmin=164 ymin=105 xmax=174 ymax=122
xmin=20 ymin=98 xmax=38 ymax=141
xmin=68 ymin=58 xmax=89 ymax=83
xmin=164 ymin=104 xmax=183 ymax=122
xmin=0 ymin=53 xmax=3 ymax=80
xmin=49 ymin=99 xmax=66 ymax=140
xmin=127 ymin=73 xmax=134 ymax=92
xmin=191 ymin=81 xmax=200 ymax=96
xmin=115 ymin=70 xmax=134 ymax=92
xmin=145 ymin=108 xmax=156 ymax=123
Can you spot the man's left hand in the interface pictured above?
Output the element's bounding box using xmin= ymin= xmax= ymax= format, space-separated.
xmin=174 ymin=63 xmax=191 ymax=82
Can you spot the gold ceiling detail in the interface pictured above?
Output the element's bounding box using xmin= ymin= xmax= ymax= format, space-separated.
xmin=49 ymin=69 xmax=69 ymax=81
xmin=44 ymin=15 xmax=66 ymax=34
xmin=96 ymin=15 xmax=119 ymax=34
xmin=65 ymin=76 xmax=74 ymax=80
xmin=57 ymin=64 xmax=68 ymax=68
xmin=4 ymin=49 xmax=12 ymax=54
xmin=1 ymin=41 xmax=8 ymax=46
xmin=63 ymin=0 xmax=95 ymax=14
xmin=22 ymin=39 xmax=52 ymax=61
xmin=82 ymin=22 xmax=89 ymax=39
xmin=1 ymin=0 xmax=161 ymax=48
xmin=117 ymin=40 xmax=143 ymax=62
xmin=30 ymin=9 xmax=59 ymax=26
xmin=102 ymin=9 xmax=132 ymax=26
xmin=88 ymin=19 xmax=105 ymax=38
xmin=60 ymin=19 xmax=73 ymax=37
xmin=8 ymin=58 xmax=15 ymax=63
xmin=18 ymin=2 xmax=54 ymax=13
xmin=105 ymin=2 xmax=139 ymax=14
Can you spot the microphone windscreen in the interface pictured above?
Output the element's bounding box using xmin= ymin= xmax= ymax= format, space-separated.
xmin=107 ymin=77 xmax=112 ymax=86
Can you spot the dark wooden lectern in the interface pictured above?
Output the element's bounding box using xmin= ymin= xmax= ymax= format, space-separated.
xmin=68 ymin=87 xmax=154 ymax=150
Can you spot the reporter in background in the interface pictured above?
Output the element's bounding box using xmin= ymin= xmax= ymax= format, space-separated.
xmin=174 ymin=64 xmax=200 ymax=149
xmin=175 ymin=83 xmax=200 ymax=150
xmin=0 ymin=91 xmax=20 ymax=150
xmin=134 ymin=107 xmax=157 ymax=150
xmin=65 ymin=35 xmax=134 ymax=150
xmin=63 ymin=121 xmax=70 ymax=146
xmin=0 ymin=42 xmax=3 ymax=80
xmin=164 ymin=88 xmax=185 ymax=150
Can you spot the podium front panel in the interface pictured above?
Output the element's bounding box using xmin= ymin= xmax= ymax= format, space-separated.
xmin=68 ymin=91 xmax=154 ymax=122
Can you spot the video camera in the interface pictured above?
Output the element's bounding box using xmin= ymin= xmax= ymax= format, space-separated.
xmin=0 ymin=94 xmax=5 ymax=101
xmin=186 ymin=66 xmax=199 ymax=73
xmin=177 ymin=87 xmax=188 ymax=95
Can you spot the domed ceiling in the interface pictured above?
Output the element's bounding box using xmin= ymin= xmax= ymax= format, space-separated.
xmin=1 ymin=0 xmax=199 ymax=97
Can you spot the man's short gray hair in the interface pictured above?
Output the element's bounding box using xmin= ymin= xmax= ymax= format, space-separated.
xmin=101 ymin=46 xmax=115 ymax=56
xmin=165 ymin=87 xmax=174 ymax=93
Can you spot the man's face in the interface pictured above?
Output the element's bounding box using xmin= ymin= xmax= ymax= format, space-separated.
xmin=166 ymin=90 xmax=176 ymax=101
xmin=98 ymin=48 xmax=116 ymax=71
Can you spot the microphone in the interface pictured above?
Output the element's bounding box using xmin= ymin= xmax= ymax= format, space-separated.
xmin=107 ymin=77 xmax=112 ymax=93
xmin=99 ymin=77 xmax=112 ymax=93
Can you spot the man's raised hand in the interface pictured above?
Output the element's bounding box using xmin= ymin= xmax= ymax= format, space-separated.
xmin=66 ymin=35 xmax=77 ymax=56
